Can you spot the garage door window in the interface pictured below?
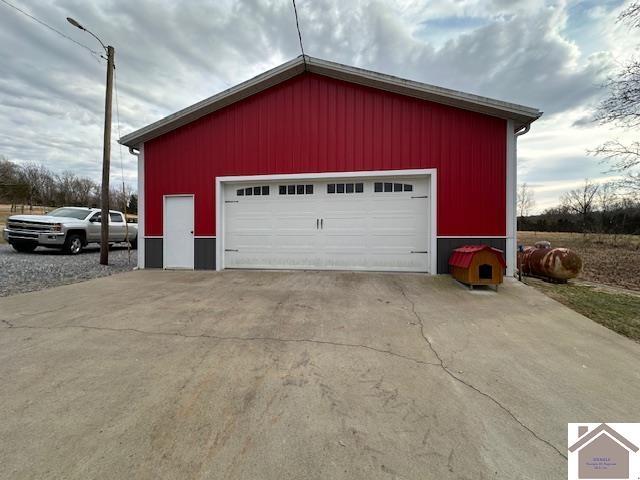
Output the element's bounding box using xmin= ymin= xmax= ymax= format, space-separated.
xmin=374 ymin=182 xmax=413 ymax=193
xmin=279 ymin=184 xmax=313 ymax=195
xmin=327 ymin=182 xmax=364 ymax=194
xmin=237 ymin=186 xmax=270 ymax=196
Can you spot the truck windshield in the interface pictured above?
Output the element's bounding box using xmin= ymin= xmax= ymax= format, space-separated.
xmin=47 ymin=208 xmax=91 ymax=220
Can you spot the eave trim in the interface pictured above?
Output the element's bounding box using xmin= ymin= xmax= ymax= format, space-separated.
xmin=120 ymin=55 xmax=542 ymax=148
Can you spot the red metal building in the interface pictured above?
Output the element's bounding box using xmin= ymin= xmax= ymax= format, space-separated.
xmin=120 ymin=56 xmax=541 ymax=274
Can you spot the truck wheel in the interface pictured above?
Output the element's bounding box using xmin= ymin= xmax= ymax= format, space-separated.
xmin=63 ymin=234 xmax=83 ymax=255
xmin=12 ymin=242 xmax=37 ymax=253
xmin=129 ymin=238 xmax=137 ymax=250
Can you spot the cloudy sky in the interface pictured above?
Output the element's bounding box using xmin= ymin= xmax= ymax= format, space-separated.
xmin=0 ymin=0 xmax=637 ymax=212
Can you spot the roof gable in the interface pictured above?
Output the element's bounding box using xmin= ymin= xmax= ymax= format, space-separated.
xmin=120 ymin=55 xmax=542 ymax=148
xmin=569 ymin=424 xmax=639 ymax=453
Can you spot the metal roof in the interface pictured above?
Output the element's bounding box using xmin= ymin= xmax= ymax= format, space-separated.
xmin=120 ymin=55 xmax=542 ymax=148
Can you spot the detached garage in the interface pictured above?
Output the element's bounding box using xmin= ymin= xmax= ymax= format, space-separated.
xmin=120 ymin=55 xmax=541 ymax=275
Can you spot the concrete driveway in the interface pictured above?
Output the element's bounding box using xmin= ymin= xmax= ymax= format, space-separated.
xmin=1 ymin=270 xmax=638 ymax=479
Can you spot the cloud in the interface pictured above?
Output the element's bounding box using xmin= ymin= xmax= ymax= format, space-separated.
xmin=0 ymin=0 xmax=633 ymax=201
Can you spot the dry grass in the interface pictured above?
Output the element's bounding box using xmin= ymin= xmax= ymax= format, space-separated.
xmin=524 ymin=277 xmax=640 ymax=342
xmin=518 ymin=231 xmax=640 ymax=292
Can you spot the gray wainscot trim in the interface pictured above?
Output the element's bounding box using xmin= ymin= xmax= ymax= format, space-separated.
xmin=437 ymin=238 xmax=507 ymax=274
xmin=195 ymin=238 xmax=216 ymax=270
xmin=144 ymin=238 xmax=163 ymax=268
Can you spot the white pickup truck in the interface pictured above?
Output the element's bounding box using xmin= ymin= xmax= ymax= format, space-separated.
xmin=3 ymin=207 xmax=138 ymax=254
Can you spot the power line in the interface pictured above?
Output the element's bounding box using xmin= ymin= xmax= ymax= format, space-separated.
xmin=0 ymin=0 xmax=103 ymax=59
xmin=291 ymin=0 xmax=307 ymax=70
xmin=113 ymin=67 xmax=125 ymax=188
xmin=113 ymin=66 xmax=132 ymax=264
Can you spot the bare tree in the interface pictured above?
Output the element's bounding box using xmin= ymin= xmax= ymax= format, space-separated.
xmin=597 ymin=181 xmax=618 ymax=212
xmin=620 ymin=172 xmax=640 ymax=196
xmin=619 ymin=1 xmax=640 ymax=28
xmin=591 ymin=140 xmax=640 ymax=172
xmin=517 ymin=182 xmax=536 ymax=217
xmin=0 ymin=157 xmax=132 ymax=211
xmin=109 ymin=184 xmax=134 ymax=213
xmin=561 ymin=179 xmax=599 ymax=232
xmin=596 ymin=181 xmax=619 ymax=234
xmin=0 ymin=155 xmax=17 ymax=182
xmin=0 ymin=157 xmax=28 ymax=211
xmin=19 ymin=162 xmax=54 ymax=209
xmin=592 ymin=3 xmax=640 ymax=190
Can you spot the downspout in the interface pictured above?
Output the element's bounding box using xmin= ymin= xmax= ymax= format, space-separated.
xmin=126 ymin=144 xmax=142 ymax=268
xmin=515 ymin=123 xmax=530 ymax=137
xmin=512 ymin=122 xmax=530 ymax=279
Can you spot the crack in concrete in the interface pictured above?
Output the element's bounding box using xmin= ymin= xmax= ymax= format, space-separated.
xmin=0 ymin=322 xmax=440 ymax=368
xmin=2 ymin=282 xmax=567 ymax=461
xmin=16 ymin=305 xmax=69 ymax=318
xmin=393 ymin=280 xmax=567 ymax=460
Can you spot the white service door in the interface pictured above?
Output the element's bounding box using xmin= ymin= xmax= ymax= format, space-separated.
xmin=224 ymin=177 xmax=430 ymax=272
xmin=164 ymin=196 xmax=194 ymax=269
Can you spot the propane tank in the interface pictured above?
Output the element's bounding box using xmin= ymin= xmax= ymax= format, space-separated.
xmin=517 ymin=242 xmax=582 ymax=282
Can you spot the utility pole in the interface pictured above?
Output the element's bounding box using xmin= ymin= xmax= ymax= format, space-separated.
xmin=100 ymin=45 xmax=114 ymax=265
xmin=66 ymin=17 xmax=113 ymax=265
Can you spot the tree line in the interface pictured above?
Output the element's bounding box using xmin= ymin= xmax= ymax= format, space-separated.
xmin=517 ymin=180 xmax=640 ymax=234
xmin=0 ymin=156 xmax=137 ymax=214
xmin=590 ymin=2 xmax=639 ymax=195
xmin=519 ymin=3 xmax=639 ymax=235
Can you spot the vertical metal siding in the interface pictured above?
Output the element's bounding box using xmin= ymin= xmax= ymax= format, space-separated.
xmin=145 ymin=73 xmax=507 ymax=237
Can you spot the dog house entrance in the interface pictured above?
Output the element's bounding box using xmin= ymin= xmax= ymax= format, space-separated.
xmin=479 ymin=264 xmax=493 ymax=280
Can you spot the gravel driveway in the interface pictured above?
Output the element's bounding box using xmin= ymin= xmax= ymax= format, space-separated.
xmin=0 ymin=244 xmax=136 ymax=297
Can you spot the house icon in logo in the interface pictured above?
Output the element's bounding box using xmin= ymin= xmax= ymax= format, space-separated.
xmin=569 ymin=424 xmax=639 ymax=479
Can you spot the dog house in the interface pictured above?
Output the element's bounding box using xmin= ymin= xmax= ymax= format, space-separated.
xmin=448 ymin=245 xmax=506 ymax=289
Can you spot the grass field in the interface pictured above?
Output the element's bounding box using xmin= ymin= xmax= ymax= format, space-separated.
xmin=518 ymin=231 xmax=640 ymax=292
xmin=524 ymin=277 xmax=640 ymax=341
xmin=518 ymin=231 xmax=639 ymax=342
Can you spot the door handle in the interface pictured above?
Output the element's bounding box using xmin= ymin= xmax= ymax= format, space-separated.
xmin=320 ymin=218 xmax=323 ymax=229
xmin=316 ymin=218 xmax=319 ymax=229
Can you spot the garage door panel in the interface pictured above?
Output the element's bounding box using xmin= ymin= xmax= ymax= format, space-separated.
xmin=273 ymin=217 xmax=317 ymax=232
xmin=227 ymin=253 xmax=321 ymax=269
xmin=322 ymin=220 xmax=367 ymax=233
xmin=273 ymin=236 xmax=318 ymax=252
xmin=224 ymin=177 xmax=430 ymax=272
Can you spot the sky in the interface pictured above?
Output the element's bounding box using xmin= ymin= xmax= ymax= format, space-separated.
xmin=0 ymin=0 xmax=637 ymax=213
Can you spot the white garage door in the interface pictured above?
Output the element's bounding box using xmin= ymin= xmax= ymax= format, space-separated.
xmin=223 ymin=177 xmax=430 ymax=272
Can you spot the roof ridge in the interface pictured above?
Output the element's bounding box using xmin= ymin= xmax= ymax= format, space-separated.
xmin=568 ymin=424 xmax=639 ymax=453
xmin=120 ymin=55 xmax=542 ymax=148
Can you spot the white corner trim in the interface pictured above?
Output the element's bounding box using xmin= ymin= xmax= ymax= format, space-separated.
xmin=506 ymin=120 xmax=517 ymax=277
xmin=215 ymin=169 xmax=438 ymax=274
xmin=136 ymin=144 xmax=145 ymax=269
